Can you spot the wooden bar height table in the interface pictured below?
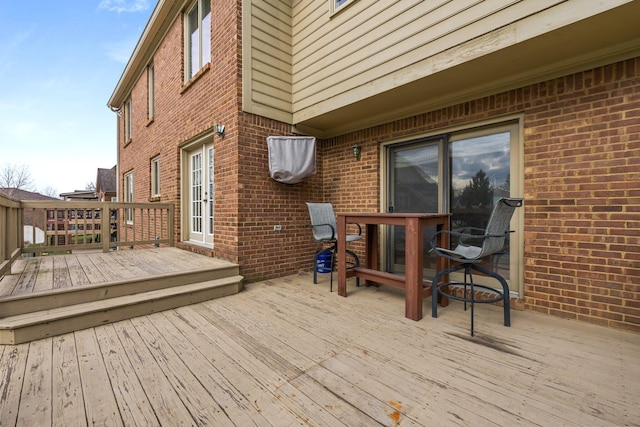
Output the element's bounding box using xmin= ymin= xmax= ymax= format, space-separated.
xmin=336 ymin=212 xmax=450 ymax=321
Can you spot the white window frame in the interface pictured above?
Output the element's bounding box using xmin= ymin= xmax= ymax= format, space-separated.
xmin=147 ymin=64 xmax=155 ymax=120
xmin=151 ymin=155 xmax=160 ymax=197
xmin=124 ymin=171 xmax=134 ymax=224
xmin=184 ymin=0 xmax=211 ymax=81
xmin=331 ymin=0 xmax=356 ymax=14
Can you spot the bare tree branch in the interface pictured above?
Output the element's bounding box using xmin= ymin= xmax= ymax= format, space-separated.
xmin=41 ymin=186 xmax=60 ymax=198
xmin=0 ymin=163 xmax=35 ymax=191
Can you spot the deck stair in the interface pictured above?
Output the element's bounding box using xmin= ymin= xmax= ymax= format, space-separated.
xmin=0 ymin=261 xmax=243 ymax=345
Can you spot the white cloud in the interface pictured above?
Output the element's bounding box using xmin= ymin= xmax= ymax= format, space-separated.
xmin=98 ymin=0 xmax=150 ymax=13
xmin=104 ymin=38 xmax=138 ymax=63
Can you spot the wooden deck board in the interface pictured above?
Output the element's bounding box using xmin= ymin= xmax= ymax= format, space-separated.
xmin=151 ymin=311 xmax=272 ymax=427
xmin=75 ymin=328 xmax=124 ymax=426
xmin=0 ymin=250 xmax=638 ymax=426
xmin=0 ymin=247 xmax=235 ymax=298
xmin=52 ymin=334 xmax=85 ymax=426
xmin=73 ymin=252 xmax=107 ymax=284
xmin=62 ymin=254 xmax=91 ymax=287
xmin=18 ymin=338 xmax=53 ymax=426
xmin=12 ymin=258 xmax=38 ymax=295
xmin=0 ymin=344 xmax=28 ymax=425
xmin=33 ymin=256 xmax=54 ymax=293
xmin=94 ymin=324 xmax=159 ymax=426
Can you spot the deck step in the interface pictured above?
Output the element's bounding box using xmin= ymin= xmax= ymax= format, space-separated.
xmin=0 ymin=264 xmax=239 ymax=318
xmin=0 ymin=275 xmax=243 ymax=344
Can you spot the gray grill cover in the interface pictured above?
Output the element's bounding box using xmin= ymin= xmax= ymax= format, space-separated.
xmin=267 ymin=136 xmax=316 ymax=184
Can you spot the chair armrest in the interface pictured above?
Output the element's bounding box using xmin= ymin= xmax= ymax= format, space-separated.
xmin=346 ymin=222 xmax=362 ymax=236
xmin=307 ymin=223 xmax=336 ymax=240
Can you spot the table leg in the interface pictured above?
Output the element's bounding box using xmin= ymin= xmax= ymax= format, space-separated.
xmin=365 ymin=224 xmax=378 ymax=286
xmin=405 ymin=217 xmax=423 ymax=321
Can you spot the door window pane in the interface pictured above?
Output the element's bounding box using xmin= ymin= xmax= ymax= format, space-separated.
xmin=388 ymin=139 xmax=441 ymax=272
xmin=450 ymin=131 xmax=512 ymax=279
xmin=207 ymin=146 xmax=214 ymax=235
xmin=191 ymin=152 xmax=202 ymax=233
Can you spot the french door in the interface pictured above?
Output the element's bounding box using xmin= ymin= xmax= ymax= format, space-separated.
xmin=187 ymin=143 xmax=214 ymax=246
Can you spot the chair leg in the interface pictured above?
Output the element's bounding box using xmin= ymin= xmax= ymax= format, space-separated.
xmin=330 ymin=249 xmax=335 ymax=292
xmin=468 ymin=266 xmax=476 ymax=336
xmin=472 ymin=264 xmax=511 ymax=327
xmin=433 ymin=262 xmax=511 ymax=335
xmin=314 ymin=247 xmax=336 ymax=290
xmin=431 ymin=263 xmax=466 ymax=318
xmin=313 ymin=250 xmax=319 ymax=284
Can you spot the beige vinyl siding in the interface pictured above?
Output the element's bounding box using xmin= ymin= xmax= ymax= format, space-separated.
xmin=291 ymin=0 xmax=567 ymax=119
xmin=244 ymin=0 xmax=635 ymax=127
xmin=243 ymin=0 xmax=293 ymax=122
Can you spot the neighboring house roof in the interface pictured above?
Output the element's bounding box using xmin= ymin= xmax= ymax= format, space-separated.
xmin=59 ymin=190 xmax=98 ymax=200
xmin=96 ymin=166 xmax=116 ymax=194
xmin=0 ymin=188 xmax=59 ymax=201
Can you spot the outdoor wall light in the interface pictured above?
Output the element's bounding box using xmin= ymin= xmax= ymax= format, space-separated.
xmin=352 ymin=144 xmax=362 ymax=160
xmin=215 ymin=124 xmax=225 ymax=138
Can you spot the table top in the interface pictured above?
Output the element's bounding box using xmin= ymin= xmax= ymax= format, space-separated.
xmin=338 ymin=212 xmax=450 ymax=219
xmin=337 ymin=212 xmax=450 ymax=227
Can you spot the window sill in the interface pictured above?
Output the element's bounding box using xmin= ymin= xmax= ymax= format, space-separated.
xmin=146 ymin=117 xmax=155 ymax=127
xmin=149 ymin=195 xmax=161 ymax=202
xmin=124 ymin=138 xmax=132 ymax=147
xmin=181 ymin=63 xmax=211 ymax=94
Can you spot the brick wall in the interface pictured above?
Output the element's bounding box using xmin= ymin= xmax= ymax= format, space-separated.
xmin=116 ymin=1 xmax=638 ymax=331
xmin=236 ymin=114 xmax=323 ymax=280
xmin=320 ymin=58 xmax=640 ymax=332
xmin=522 ymin=60 xmax=640 ymax=331
xmin=117 ymin=1 xmax=325 ymax=280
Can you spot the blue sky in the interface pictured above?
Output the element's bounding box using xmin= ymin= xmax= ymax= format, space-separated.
xmin=0 ymin=0 xmax=153 ymax=196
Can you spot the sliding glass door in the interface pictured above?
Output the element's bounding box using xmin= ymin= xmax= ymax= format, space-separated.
xmin=385 ymin=121 xmax=522 ymax=291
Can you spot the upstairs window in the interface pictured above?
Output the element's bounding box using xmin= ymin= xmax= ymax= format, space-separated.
xmin=147 ymin=64 xmax=155 ymax=120
xmin=151 ymin=155 xmax=161 ymax=197
xmin=185 ymin=0 xmax=211 ymax=80
xmin=332 ymin=0 xmax=355 ymax=14
xmin=124 ymin=171 xmax=134 ymax=223
xmin=124 ymin=98 xmax=132 ymax=142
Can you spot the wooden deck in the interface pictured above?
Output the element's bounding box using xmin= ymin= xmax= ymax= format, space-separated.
xmin=0 ymin=248 xmax=236 ymax=297
xmin=1 ymin=266 xmax=639 ymax=425
xmin=0 ymin=248 xmax=242 ymax=344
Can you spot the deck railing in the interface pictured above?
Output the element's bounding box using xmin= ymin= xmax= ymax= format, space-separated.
xmin=0 ymin=198 xmax=174 ymax=278
xmin=0 ymin=194 xmax=22 ymax=277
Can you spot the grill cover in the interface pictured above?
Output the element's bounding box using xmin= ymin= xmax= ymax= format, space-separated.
xmin=267 ymin=136 xmax=316 ymax=184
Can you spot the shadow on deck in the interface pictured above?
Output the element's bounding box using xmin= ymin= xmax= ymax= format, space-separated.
xmin=0 ymin=248 xmax=243 ymax=344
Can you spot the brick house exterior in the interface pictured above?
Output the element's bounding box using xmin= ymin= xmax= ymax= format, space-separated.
xmin=109 ymin=1 xmax=639 ymax=331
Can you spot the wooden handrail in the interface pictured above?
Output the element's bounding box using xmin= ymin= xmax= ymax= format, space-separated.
xmin=0 ymin=194 xmax=22 ymax=278
xmin=1 ymin=199 xmax=175 ymax=279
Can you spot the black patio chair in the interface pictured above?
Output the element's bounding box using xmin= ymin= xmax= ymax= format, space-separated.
xmin=431 ymin=198 xmax=523 ymax=336
xmin=306 ymin=202 xmax=360 ymax=291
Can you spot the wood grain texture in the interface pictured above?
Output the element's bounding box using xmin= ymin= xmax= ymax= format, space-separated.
xmin=1 ymin=272 xmax=638 ymax=426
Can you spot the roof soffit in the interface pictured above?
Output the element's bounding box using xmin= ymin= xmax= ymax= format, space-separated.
xmin=108 ymin=0 xmax=186 ymax=109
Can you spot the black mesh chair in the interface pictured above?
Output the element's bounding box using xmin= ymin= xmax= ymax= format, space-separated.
xmin=306 ymin=202 xmax=360 ymax=291
xmin=431 ymin=198 xmax=523 ymax=336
